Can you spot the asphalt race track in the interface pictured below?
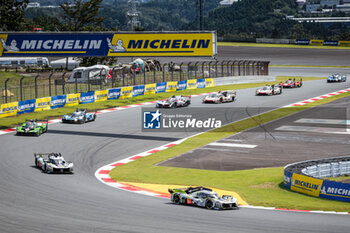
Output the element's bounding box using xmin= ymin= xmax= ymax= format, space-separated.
xmin=1 ymin=47 xmax=350 ymax=233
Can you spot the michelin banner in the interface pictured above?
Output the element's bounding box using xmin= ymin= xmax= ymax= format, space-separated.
xmin=108 ymin=88 xmax=121 ymax=100
xmin=319 ymin=180 xmax=350 ymax=202
xmin=0 ymin=31 xmax=217 ymax=57
xmin=66 ymin=93 xmax=80 ymax=107
xmin=18 ymin=99 xmax=36 ymax=114
xmin=156 ymin=82 xmax=167 ymax=93
xmin=51 ymin=95 xmax=66 ymax=109
xmin=197 ymin=79 xmax=206 ymax=88
xmin=290 ymin=173 xmax=323 ymax=197
xmin=187 ymin=79 xmax=197 ymax=89
xmin=205 ymin=78 xmax=214 ymax=87
xmin=80 ymin=91 xmax=94 ymax=104
xmin=0 ymin=101 xmax=18 ymax=118
xmin=35 ymin=97 xmax=51 ymax=112
xmin=176 ymin=80 xmax=187 ymax=91
xmin=133 ymin=85 xmax=145 ymax=97
xmin=0 ymin=77 xmax=216 ymax=118
xmin=144 ymin=83 xmax=156 ymax=95
xmin=94 ymin=90 xmax=108 ymax=102
xmin=166 ymin=81 xmax=177 ymax=92
xmin=120 ymin=86 xmax=133 ymax=99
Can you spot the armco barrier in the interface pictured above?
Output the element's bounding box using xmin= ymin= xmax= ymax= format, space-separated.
xmin=0 ymin=78 xmax=214 ymax=118
xmin=284 ymin=157 xmax=350 ymax=202
xmin=214 ymin=76 xmax=276 ymax=86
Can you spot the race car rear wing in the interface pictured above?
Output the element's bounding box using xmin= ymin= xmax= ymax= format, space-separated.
xmin=34 ymin=152 xmax=62 ymax=159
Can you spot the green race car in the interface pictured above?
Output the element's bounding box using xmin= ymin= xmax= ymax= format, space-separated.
xmin=16 ymin=119 xmax=48 ymax=136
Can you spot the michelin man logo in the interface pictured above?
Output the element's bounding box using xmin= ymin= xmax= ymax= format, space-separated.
xmin=107 ymin=38 xmax=126 ymax=52
xmin=143 ymin=110 xmax=162 ymax=129
xmin=1 ymin=38 xmax=20 ymax=52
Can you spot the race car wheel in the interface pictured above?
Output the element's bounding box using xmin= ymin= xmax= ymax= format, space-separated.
xmin=171 ymin=103 xmax=177 ymax=108
xmin=173 ymin=194 xmax=180 ymax=204
xmin=93 ymin=115 xmax=96 ymax=121
xmin=35 ymin=159 xmax=38 ymax=167
xmin=205 ymin=200 xmax=213 ymax=209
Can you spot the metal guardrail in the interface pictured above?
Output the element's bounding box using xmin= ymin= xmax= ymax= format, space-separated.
xmin=1 ymin=60 xmax=269 ymax=104
xmin=302 ymin=161 xmax=350 ymax=178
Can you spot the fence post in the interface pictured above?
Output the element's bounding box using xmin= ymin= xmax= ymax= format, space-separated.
xmin=202 ymin=61 xmax=206 ymax=77
xmin=252 ymin=61 xmax=257 ymax=75
xmin=215 ymin=61 xmax=218 ymax=78
xmin=143 ymin=67 xmax=146 ymax=84
xmin=75 ymin=72 xmax=78 ymax=93
xmin=20 ymin=76 xmax=26 ymax=101
xmin=208 ymin=61 xmax=214 ymax=78
xmin=153 ymin=66 xmax=156 ymax=83
xmin=4 ymin=78 xmax=10 ymax=103
xmin=162 ymin=64 xmax=166 ymax=82
xmin=221 ymin=60 xmax=226 ymax=77
xmin=34 ymin=75 xmax=39 ymax=99
xmin=48 ymin=73 xmax=53 ymax=96
xmin=194 ymin=61 xmax=199 ymax=79
xmin=179 ymin=62 xmax=184 ymax=81
xmin=121 ymin=68 xmax=125 ymax=87
xmin=238 ymin=61 xmax=243 ymax=76
xmin=62 ymin=72 xmax=66 ymax=94
xmin=187 ymin=62 xmax=191 ymax=80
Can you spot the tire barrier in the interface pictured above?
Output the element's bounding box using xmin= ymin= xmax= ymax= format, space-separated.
xmin=284 ymin=156 xmax=350 ymax=202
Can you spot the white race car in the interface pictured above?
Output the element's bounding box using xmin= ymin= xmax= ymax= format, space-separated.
xmin=203 ymin=90 xmax=236 ymax=104
xmin=34 ymin=153 xmax=74 ymax=174
xmin=256 ymin=85 xmax=282 ymax=96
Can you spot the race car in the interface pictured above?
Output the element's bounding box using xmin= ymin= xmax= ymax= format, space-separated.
xmin=279 ymin=78 xmax=302 ymax=88
xmin=62 ymin=108 xmax=96 ymax=124
xmin=34 ymin=152 xmax=74 ymax=174
xmin=156 ymin=95 xmax=191 ymax=108
xmin=16 ymin=119 xmax=48 ymax=136
xmin=202 ymin=90 xmax=236 ymax=104
xmin=327 ymin=74 xmax=346 ymax=82
xmin=256 ymin=85 xmax=282 ymax=96
xmin=169 ymin=186 xmax=238 ymax=210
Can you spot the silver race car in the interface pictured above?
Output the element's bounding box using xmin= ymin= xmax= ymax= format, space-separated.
xmin=203 ymin=90 xmax=236 ymax=104
xmin=256 ymin=85 xmax=282 ymax=96
xmin=34 ymin=153 xmax=74 ymax=174
xmin=156 ymin=95 xmax=191 ymax=108
xmin=169 ymin=186 xmax=238 ymax=210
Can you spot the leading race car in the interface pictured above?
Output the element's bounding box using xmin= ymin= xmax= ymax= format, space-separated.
xmin=156 ymin=95 xmax=191 ymax=108
xmin=327 ymin=74 xmax=346 ymax=82
xmin=34 ymin=152 xmax=74 ymax=174
xmin=279 ymin=78 xmax=302 ymax=88
xmin=202 ymin=90 xmax=236 ymax=104
xmin=256 ymin=84 xmax=282 ymax=96
xmin=169 ymin=186 xmax=238 ymax=210
xmin=62 ymin=108 xmax=96 ymax=124
xmin=16 ymin=119 xmax=48 ymax=136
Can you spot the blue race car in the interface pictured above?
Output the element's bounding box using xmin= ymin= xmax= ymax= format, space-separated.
xmin=327 ymin=74 xmax=346 ymax=82
xmin=62 ymin=109 xmax=96 ymax=124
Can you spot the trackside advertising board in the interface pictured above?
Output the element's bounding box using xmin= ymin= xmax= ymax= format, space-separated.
xmin=284 ymin=169 xmax=350 ymax=202
xmin=0 ymin=32 xmax=217 ymax=57
xmin=0 ymin=78 xmax=214 ymax=118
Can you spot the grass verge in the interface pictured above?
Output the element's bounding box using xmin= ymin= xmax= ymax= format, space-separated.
xmin=110 ymin=90 xmax=350 ymax=212
xmin=0 ymin=76 xmax=324 ymax=129
xmin=218 ymin=42 xmax=350 ymax=50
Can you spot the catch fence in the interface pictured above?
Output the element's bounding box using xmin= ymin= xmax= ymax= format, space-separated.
xmin=1 ymin=60 xmax=269 ymax=104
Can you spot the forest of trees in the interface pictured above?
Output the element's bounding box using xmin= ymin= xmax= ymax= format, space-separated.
xmin=4 ymin=0 xmax=350 ymax=41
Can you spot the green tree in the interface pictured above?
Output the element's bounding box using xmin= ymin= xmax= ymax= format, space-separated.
xmin=0 ymin=0 xmax=29 ymax=31
xmin=60 ymin=0 xmax=104 ymax=31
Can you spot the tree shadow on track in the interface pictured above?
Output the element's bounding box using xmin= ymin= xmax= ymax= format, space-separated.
xmin=47 ymin=129 xmax=181 ymax=141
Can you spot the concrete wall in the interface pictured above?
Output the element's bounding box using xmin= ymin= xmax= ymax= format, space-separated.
xmin=214 ymin=75 xmax=276 ymax=86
